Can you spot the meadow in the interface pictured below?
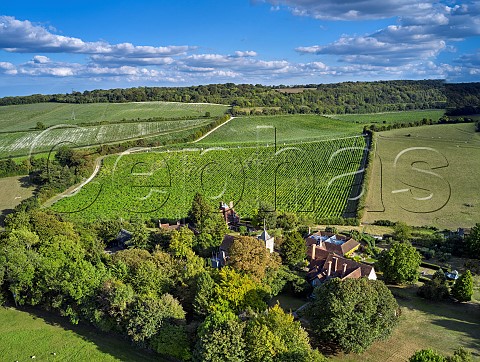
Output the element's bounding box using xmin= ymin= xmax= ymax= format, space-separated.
xmin=329 ymin=109 xmax=445 ymax=124
xmin=0 ymin=307 xmax=162 ymax=361
xmin=362 ymin=123 xmax=480 ymax=228
xmin=331 ymin=285 xmax=480 ymax=362
xmin=0 ymin=101 xmax=229 ymax=132
xmin=197 ymin=115 xmax=362 ymax=145
xmin=51 ymin=136 xmax=367 ymax=222
xmin=0 ymin=119 xmax=212 ymax=158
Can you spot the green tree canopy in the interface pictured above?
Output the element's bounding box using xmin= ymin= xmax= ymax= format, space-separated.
xmin=228 ymin=236 xmax=270 ymax=280
xmin=378 ymin=242 xmax=422 ymax=284
xmin=465 ymin=223 xmax=480 ymax=256
xmin=451 ymin=270 xmax=474 ymax=302
xmin=307 ymin=278 xmax=399 ymax=354
xmin=188 ymin=192 xmax=212 ymax=228
xmin=281 ymin=231 xmax=307 ymax=267
xmin=393 ymin=221 xmax=412 ymax=241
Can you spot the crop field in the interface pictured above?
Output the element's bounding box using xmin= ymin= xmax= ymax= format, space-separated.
xmin=362 ymin=123 xmax=480 ymax=228
xmin=0 ymin=307 xmax=162 ymax=361
xmin=51 ymin=136 xmax=367 ymax=221
xmin=197 ymin=115 xmax=362 ymax=145
xmin=0 ymin=101 xmax=229 ymax=132
xmin=0 ymin=119 xmax=211 ymax=158
xmin=329 ymin=109 xmax=445 ymax=124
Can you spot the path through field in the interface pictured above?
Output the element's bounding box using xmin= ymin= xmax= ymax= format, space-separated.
xmin=192 ymin=116 xmax=234 ymax=143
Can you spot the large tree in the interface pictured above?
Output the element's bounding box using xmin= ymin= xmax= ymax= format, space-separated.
xmin=228 ymin=236 xmax=270 ymax=280
xmin=451 ymin=270 xmax=474 ymax=302
xmin=378 ymin=242 xmax=422 ymax=284
xmin=245 ymin=305 xmax=326 ymax=362
xmin=194 ymin=312 xmax=245 ymax=362
xmin=307 ymin=278 xmax=399 ymax=354
xmin=188 ymin=193 xmax=212 ymax=228
xmin=393 ymin=221 xmax=412 ymax=241
xmin=465 ymin=223 xmax=480 ymax=256
xmin=281 ymin=231 xmax=307 ymax=267
xmin=417 ymin=269 xmax=449 ymax=300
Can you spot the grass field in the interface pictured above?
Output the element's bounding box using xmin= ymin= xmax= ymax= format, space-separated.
xmin=0 ymin=118 xmax=212 ymax=158
xmin=362 ymin=123 xmax=480 ymax=229
xmin=0 ymin=101 xmax=229 ymax=132
xmin=51 ymin=136 xmax=367 ymax=221
xmin=329 ymin=110 xmax=445 ymax=124
xmin=0 ymin=175 xmax=35 ymax=226
xmin=330 ymin=285 xmax=480 ymax=362
xmin=197 ymin=115 xmax=362 ymax=145
xmin=0 ymin=307 xmax=162 ymax=361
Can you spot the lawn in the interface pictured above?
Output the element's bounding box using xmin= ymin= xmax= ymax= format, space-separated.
xmin=329 ymin=110 xmax=445 ymax=124
xmin=197 ymin=114 xmax=363 ymax=145
xmin=362 ymin=123 xmax=480 ymax=229
xmin=0 ymin=101 xmax=229 ymax=132
xmin=0 ymin=307 xmax=164 ymax=361
xmin=329 ymin=285 xmax=480 ymax=362
xmin=269 ymin=293 xmax=308 ymax=313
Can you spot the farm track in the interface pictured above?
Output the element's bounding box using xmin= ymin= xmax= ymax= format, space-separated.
xmin=192 ymin=116 xmax=234 ymax=143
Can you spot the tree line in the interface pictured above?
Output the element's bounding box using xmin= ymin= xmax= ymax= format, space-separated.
xmin=0 ymin=80 xmax=454 ymax=114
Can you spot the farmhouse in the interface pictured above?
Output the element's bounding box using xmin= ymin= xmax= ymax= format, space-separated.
xmin=305 ymin=230 xmax=360 ymax=256
xmin=219 ymin=201 xmax=240 ymax=226
xmin=305 ymin=231 xmax=375 ymax=286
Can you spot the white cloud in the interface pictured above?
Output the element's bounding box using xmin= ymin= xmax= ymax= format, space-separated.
xmin=0 ymin=61 xmax=16 ymax=75
xmin=0 ymin=16 xmax=193 ymax=57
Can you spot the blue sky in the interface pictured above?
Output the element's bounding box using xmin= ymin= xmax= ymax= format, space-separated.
xmin=0 ymin=0 xmax=479 ymax=96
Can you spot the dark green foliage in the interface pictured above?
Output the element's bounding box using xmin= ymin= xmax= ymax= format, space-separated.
xmin=194 ymin=312 xmax=245 ymax=362
xmin=188 ymin=192 xmax=212 ymax=228
xmin=244 ymin=305 xmax=326 ymax=362
xmin=150 ymin=324 xmax=191 ymax=361
xmin=276 ymin=212 xmax=298 ymax=231
xmin=193 ymin=272 xmax=216 ymax=317
xmin=378 ymin=242 xmax=422 ymax=284
xmin=465 ymin=223 xmax=480 ymax=256
xmin=393 ymin=222 xmax=412 ymax=241
xmin=254 ymin=202 xmax=277 ymax=229
xmin=417 ymin=269 xmax=449 ymax=300
xmin=281 ymin=231 xmax=307 ymax=267
xmin=451 ymin=270 xmax=474 ymax=302
xmin=307 ymin=278 xmax=399 ymax=354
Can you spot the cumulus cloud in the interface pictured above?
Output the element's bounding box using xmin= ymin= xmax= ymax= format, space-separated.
xmin=0 ymin=16 xmax=193 ymax=57
xmin=263 ymin=0 xmax=434 ymax=20
xmin=0 ymin=61 xmax=16 ymax=75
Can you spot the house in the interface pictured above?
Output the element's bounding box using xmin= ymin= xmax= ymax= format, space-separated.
xmin=219 ymin=201 xmax=240 ymax=226
xmin=306 ymin=244 xmax=377 ymax=286
xmin=159 ymin=220 xmax=182 ymax=231
xmin=305 ymin=231 xmax=360 ymax=256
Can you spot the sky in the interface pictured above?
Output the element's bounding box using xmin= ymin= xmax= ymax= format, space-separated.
xmin=0 ymin=0 xmax=479 ymax=97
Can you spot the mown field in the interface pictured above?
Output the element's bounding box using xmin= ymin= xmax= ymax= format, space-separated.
xmin=331 ymin=285 xmax=480 ymax=362
xmin=0 ymin=307 xmax=162 ymax=361
xmin=329 ymin=109 xmax=445 ymax=124
xmin=362 ymin=123 xmax=480 ymax=228
xmin=0 ymin=101 xmax=229 ymax=132
xmin=51 ymin=136 xmax=367 ymax=221
xmin=0 ymin=119 xmax=212 ymax=158
xmin=197 ymin=115 xmax=362 ymax=145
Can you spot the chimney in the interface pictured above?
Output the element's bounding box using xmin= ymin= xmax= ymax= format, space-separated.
xmin=327 ymin=261 xmax=332 ymax=276
xmin=311 ymin=245 xmax=316 ymax=260
xmin=333 ymin=257 xmax=338 ymax=273
xmin=342 ymin=263 xmax=348 ymax=276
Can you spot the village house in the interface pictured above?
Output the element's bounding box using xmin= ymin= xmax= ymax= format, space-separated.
xmin=219 ymin=201 xmax=240 ymax=226
xmin=305 ymin=231 xmax=376 ymax=286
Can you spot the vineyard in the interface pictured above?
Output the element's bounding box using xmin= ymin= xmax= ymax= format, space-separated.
xmin=0 ymin=101 xmax=229 ymax=132
xmin=329 ymin=109 xmax=445 ymax=124
xmin=51 ymin=136 xmax=368 ymax=221
xmin=197 ymin=114 xmax=361 ymax=145
xmin=0 ymin=119 xmax=212 ymax=158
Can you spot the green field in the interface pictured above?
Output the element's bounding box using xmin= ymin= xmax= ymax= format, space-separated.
xmin=362 ymin=123 xmax=480 ymax=228
xmin=0 ymin=101 xmax=229 ymax=132
xmin=0 ymin=175 xmax=35 ymax=226
xmin=197 ymin=115 xmax=362 ymax=145
xmin=331 ymin=285 xmax=480 ymax=362
xmin=0 ymin=119 xmax=212 ymax=158
xmin=329 ymin=110 xmax=445 ymax=124
xmin=51 ymin=136 xmax=367 ymax=221
xmin=0 ymin=307 xmax=162 ymax=361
